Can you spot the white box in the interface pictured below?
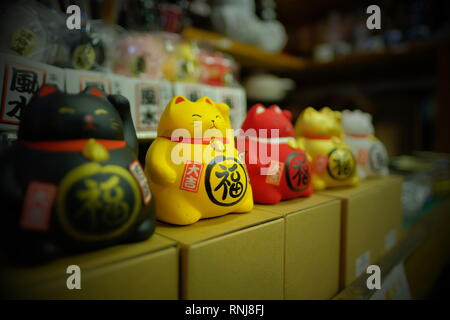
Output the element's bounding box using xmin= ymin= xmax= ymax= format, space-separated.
xmin=124 ymin=78 xmax=173 ymax=136
xmin=172 ymin=82 xmax=216 ymax=101
xmin=214 ymin=86 xmax=247 ymax=129
xmin=64 ymin=68 xmax=119 ymax=94
xmin=0 ymin=54 xmax=65 ymax=131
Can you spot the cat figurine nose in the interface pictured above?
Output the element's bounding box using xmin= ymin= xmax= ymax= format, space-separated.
xmin=84 ymin=114 xmax=96 ymax=129
xmin=82 ymin=138 xmax=110 ymax=162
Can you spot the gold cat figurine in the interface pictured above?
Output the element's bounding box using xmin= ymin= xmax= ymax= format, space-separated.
xmin=295 ymin=107 xmax=359 ymax=190
xmin=145 ymin=96 xmax=253 ymax=225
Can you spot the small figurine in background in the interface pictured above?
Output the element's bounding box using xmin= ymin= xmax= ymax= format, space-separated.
xmin=342 ymin=109 xmax=389 ymax=179
xmin=198 ymin=50 xmax=236 ymax=87
xmin=145 ymin=95 xmax=253 ymax=225
xmin=0 ymin=85 xmax=154 ymax=265
xmin=163 ymin=41 xmax=200 ymax=82
xmin=113 ymin=33 xmax=168 ymax=79
xmin=295 ymin=107 xmax=359 ymax=190
xmin=211 ymin=0 xmax=287 ymax=53
xmin=239 ymin=104 xmax=312 ymax=204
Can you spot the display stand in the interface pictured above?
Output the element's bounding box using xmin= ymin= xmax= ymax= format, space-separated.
xmin=256 ymin=195 xmax=341 ymax=300
xmin=1 ymin=176 xmax=409 ymax=300
xmin=334 ymin=199 xmax=450 ymax=299
xmin=0 ymin=235 xmax=179 ymax=299
xmin=156 ymin=209 xmax=284 ymax=300
xmin=319 ymin=175 xmax=404 ymax=288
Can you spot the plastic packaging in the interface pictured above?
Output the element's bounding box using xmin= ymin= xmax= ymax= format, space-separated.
xmin=112 ymin=32 xmax=169 ymax=80
xmin=0 ymin=0 xmax=65 ymax=64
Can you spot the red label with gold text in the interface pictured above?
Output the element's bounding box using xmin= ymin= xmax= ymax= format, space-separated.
xmin=129 ymin=160 xmax=151 ymax=205
xmin=265 ymin=160 xmax=284 ymax=186
xmin=21 ymin=181 xmax=57 ymax=232
xmin=180 ymin=161 xmax=204 ymax=193
xmin=313 ymin=155 xmax=329 ymax=174
xmin=356 ymin=149 xmax=369 ymax=166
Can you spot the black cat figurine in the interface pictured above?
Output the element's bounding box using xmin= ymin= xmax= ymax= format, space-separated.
xmin=0 ymin=85 xmax=155 ymax=265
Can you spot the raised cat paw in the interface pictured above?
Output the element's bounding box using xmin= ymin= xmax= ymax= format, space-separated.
xmin=148 ymin=166 xmax=177 ymax=186
xmin=312 ymin=175 xmax=327 ymax=190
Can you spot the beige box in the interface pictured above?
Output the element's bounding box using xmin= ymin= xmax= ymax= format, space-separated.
xmin=0 ymin=234 xmax=179 ymax=299
xmin=319 ymin=175 xmax=403 ymax=288
xmin=156 ymin=209 xmax=284 ymax=299
xmin=256 ymin=194 xmax=341 ymax=300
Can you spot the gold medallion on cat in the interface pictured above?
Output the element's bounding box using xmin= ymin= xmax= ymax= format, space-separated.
xmin=130 ymin=56 xmax=146 ymax=76
xmin=204 ymin=156 xmax=248 ymax=207
xmin=210 ymin=138 xmax=225 ymax=152
xmin=72 ymin=44 xmax=96 ymax=70
xmin=327 ymin=147 xmax=356 ymax=181
xmin=56 ymin=163 xmax=141 ymax=242
xmin=10 ymin=28 xmax=36 ymax=56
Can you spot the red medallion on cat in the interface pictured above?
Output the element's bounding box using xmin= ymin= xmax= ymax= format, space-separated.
xmin=238 ymin=104 xmax=313 ymax=204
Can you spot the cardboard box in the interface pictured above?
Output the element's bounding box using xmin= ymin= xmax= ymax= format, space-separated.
xmin=256 ymin=195 xmax=341 ymax=300
xmin=0 ymin=234 xmax=179 ymax=300
xmin=319 ymin=175 xmax=403 ymax=288
xmin=156 ymin=209 xmax=284 ymax=299
xmin=0 ymin=54 xmax=65 ymax=131
xmin=214 ymin=86 xmax=247 ymax=130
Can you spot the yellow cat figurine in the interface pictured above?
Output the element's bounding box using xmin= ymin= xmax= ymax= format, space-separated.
xmin=295 ymin=107 xmax=359 ymax=190
xmin=145 ymin=95 xmax=253 ymax=225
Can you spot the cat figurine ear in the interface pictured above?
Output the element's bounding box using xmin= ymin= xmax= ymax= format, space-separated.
xmin=215 ymin=102 xmax=230 ymax=119
xmin=17 ymin=84 xmax=60 ymax=127
xmin=167 ymin=95 xmax=188 ymax=116
xmin=196 ymin=96 xmax=214 ymax=105
xmin=107 ymin=94 xmax=139 ymax=157
xmin=81 ymin=87 xmax=138 ymax=156
xmin=82 ymin=86 xmax=107 ymax=98
xmin=37 ymin=84 xmax=59 ymax=97
xmin=170 ymin=95 xmax=187 ymax=106
xmin=26 ymin=84 xmax=60 ymax=108
xmin=281 ymin=109 xmax=292 ymax=121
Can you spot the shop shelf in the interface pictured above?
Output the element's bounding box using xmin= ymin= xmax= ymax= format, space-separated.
xmin=183 ymin=27 xmax=308 ymax=73
xmin=334 ymin=198 xmax=450 ymax=299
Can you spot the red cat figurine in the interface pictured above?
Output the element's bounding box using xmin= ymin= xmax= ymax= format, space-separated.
xmin=238 ymin=104 xmax=313 ymax=204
